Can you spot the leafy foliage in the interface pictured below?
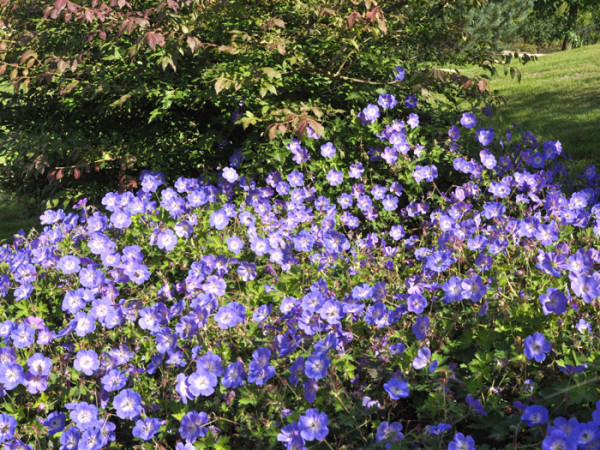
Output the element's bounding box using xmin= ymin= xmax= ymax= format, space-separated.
xmin=0 ymin=0 xmax=511 ymax=201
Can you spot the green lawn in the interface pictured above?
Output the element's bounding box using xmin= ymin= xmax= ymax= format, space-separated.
xmin=457 ymin=44 xmax=600 ymax=170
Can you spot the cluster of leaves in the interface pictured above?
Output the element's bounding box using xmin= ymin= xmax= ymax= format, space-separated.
xmin=0 ymin=0 xmax=524 ymax=203
xmin=0 ymin=89 xmax=599 ymax=449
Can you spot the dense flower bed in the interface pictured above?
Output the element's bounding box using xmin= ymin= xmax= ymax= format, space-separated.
xmin=0 ymin=87 xmax=599 ymax=449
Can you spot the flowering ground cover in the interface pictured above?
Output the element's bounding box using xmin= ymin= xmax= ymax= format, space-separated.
xmin=0 ymin=79 xmax=599 ymax=449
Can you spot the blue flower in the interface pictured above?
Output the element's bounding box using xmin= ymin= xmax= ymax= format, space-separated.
xmin=448 ymin=432 xmax=475 ymax=450
xmin=521 ymin=404 xmax=549 ymax=426
xmin=539 ymin=288 xmax=567 ymax=315
xmin=376 ymin=421 xmax=404 ymax=447
xmin=393 ymin=66 xmax=405 ymax=81
xmin=542 ymin=429 xmax=577 ymax=450
xmin=320 ymin=142 xmax=336 ymax=158
xmin=298 ymin=409 xmax=329 ymax=442
xmin=524 ymin=333 xmax=551 ymax=363
xmin=43 ymin=411 xmax=66 ymax=436
xmin=188 ymin=369 xmax=218 ymax=397
xmin=412 ymin=347 xmax=432 ymax=370
xmin=304 ymin=354 xmax=330 ymax=380
xmin=378 ymin=94 xmax=397 ymax=110
xmin=132 ymin=417 xmax=162 ymax=441
xmin=0 ymin=413 xmax=17 ymax=444
xmin=70 ymin=402 xmax=99 ymax=431
xmin=384 ymin=378 xmax=409 ymax=400
xmin=221 ymin=361 xmax=246 ymax=389
xmin=460 ymin=112 xmax=477 ymax=129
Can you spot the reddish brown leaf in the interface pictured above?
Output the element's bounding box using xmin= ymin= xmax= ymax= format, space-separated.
xmin=146 ymin=32 xmax=166 ymax=51
xmin=186 ymin=35 xmax=201 ymax=52
xmin=57 ymin=59 xmax=67 ymax=74
xmin=55 ymin=0 xmax=67 ymax=13
xmin=83 ymin=9 xmax=94 ymax=23
xmin=347 ymin=11 xmax=360 ymax=29
xmin=19 ymin=50 xmax=37 ymax=65
xmin=477 ymin=79 xmax=487 ymax=93
xmin=267 ymin=124 xmax=278 ymax=140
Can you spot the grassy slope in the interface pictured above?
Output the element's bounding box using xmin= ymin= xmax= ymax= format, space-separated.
xmin=459 ymin=44 xmax=600 ymax=170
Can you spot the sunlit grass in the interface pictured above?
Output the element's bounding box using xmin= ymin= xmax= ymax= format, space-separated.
xmin=457 ymin=44 xmax=600 ymax=171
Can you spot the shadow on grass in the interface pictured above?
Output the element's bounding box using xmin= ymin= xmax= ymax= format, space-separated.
xmin=486 ymin=89 xmax=600 ymax=165
xmin=0 ymin=192 xmax=40 ymax=243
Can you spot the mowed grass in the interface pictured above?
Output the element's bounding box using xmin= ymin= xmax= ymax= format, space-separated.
xmin=457 ymin=44 xmax=600 ymax=171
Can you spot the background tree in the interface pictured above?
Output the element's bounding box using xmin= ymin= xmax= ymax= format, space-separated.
xmin=0 ymin=0 xmax=527 ymax=206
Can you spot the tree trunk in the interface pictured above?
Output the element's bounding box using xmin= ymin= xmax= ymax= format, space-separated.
xmin=562 ymin=2 xmax=580 ymax=51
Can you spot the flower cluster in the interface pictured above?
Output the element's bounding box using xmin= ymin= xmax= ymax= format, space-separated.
xmin=0 ymin=79 xmax=599 ymax=449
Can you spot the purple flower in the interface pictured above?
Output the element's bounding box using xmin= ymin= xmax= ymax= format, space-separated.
xmin=58 ymin=255 xmax=81 ymax=274
xmin=326 ymin=169 xmax=343 ymax=186
xmin=156 ymin=229 xmax=178 ymax=251
xmin=43 ymin=412 xmax=66 ymax=436
xmin=542 ymin=429 xmax=577 ymax=450
xmin=412 ymin=165 xmax=438 ymax=183
xmin=221 ymin=361 xmax=245 ymax=389
xmin=320 ymin=142 xmax=336 ymax=158
xmin=113 ymin=389 xmax=143 ymax=420
xmin=0 ymin=362 xmax=23 ymax=390
xmin=11 ymin=323 xmax=35 ymax=349
xmin=404 ymin=95 xmax=418 ymax=108
xmin=209 ymin=209 xmax=229 ymax=230
xmin=214 ymin=302 xmax=246 ymax=329
xmin=222 ymin=167 xmax=238 ymax=183
xmin=412 ymin=347 xmax=432 ymax=370
xmin=0 ymin=414 xmax=17 ymax=444
xmin=70 ymin=402 xmax=99 ymax=431
xmin=188 ymin=369 xmax=218 ymax=397
xmin=378 ymin=94 xmax=397 ymax=110
xmin=476 ymin=127 xmax=495 ymax=146
xmin=407 ymin=294 xmax=427 ymax=314
xmin=393 ymin=66 xmax=405 ymax=81
xmin=460 ymin=112 xmax=477 ymax=129
xmin=298 ymin=409 xmax=329 ymax=442
xmin=376 ymin=421 xmax=404 ymax=447
xmin=524 ymin=333 xmax=551 ymax=363
xmin=358 ymin=104 xmax=380 ymax=124
xmin=59 ymin=427 xmax=81 ymax=449
xmin=412 ymin=316 xmax=429 ymax=340
xmin=466 ymin=395 xmax=487 ymax=416
xmin=73 ymin=350 xmax=100 ymax=376
xmin=179 ymin=411 xmax=209 ymax=443
xmin=101 ymin=369 xmax=128 ymax=392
